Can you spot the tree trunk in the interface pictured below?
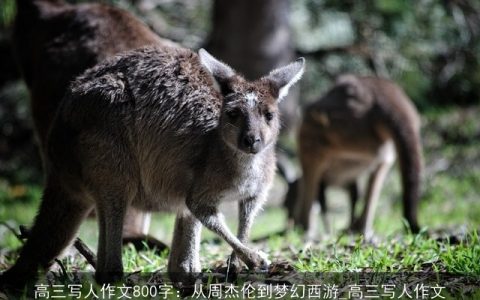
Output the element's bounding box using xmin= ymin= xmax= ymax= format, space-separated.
xmin=207 ymin=0 xmax=299 ymax=134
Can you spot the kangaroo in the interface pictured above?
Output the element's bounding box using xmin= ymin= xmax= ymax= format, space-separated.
xmin=1 ymin=47 xmax=304 ymax=288
xmin=293 ymin=75 xmax=422 ymax=237
xmin=12 ymin=0 xmax=178 ymax=249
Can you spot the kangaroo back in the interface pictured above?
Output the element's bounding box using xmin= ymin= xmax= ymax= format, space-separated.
xmin=366 ymin=77 xmax=423 ymax=233
xmin=12 ymin=0 xmax=177 ymax=254
xmin=13 ymin=0 xmax=176 ymax=147
xmin=294 ymin=75 xmax=422 ymax=234
xmin=337 ymin=75 xmax=423 ymax=233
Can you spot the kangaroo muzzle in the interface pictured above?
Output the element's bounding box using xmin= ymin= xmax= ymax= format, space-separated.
xmin=239 ymin=133 xmax=261 ymax=154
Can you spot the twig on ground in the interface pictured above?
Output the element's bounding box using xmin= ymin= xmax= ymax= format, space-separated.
xmin=4 ymin=224 xmax=97 ymax=270
xmin=54 ymin=258 xmax=70 ymax=279
xmin=0 ymin=222 xmax=24 ymax=242
xmin=74 ymin=238 xmax=97 ymax=269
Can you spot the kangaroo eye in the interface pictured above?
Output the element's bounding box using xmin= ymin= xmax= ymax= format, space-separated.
xmin=265 ymin=112 xmax=274 ymax=121
xmin=227 ymin=110 xmax=239 ymax=120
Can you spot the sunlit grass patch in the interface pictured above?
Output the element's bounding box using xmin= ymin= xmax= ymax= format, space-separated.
xmin=292 ymin=229 xmax=479 ymax=275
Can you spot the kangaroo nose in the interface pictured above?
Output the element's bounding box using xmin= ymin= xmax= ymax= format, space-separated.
xmin=242 ymin=134 xmax=260 ymax=148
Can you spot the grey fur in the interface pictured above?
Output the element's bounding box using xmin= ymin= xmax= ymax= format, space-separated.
xmin=3 ymin=46 xmax=304 ymax=287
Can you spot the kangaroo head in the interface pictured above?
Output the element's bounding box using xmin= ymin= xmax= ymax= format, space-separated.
xmin=332 ymin=74 xmax=374 ymax=116
xmin=199 ymin=49 xmax=305 ymax=154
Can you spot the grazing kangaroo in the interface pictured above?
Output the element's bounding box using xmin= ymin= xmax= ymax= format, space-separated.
xmin=294 ymin=75 xmax=422 ymax=237
xmin=12 ymin=0 xmax=178 ymax=249
xmin=1 ymin=47 xmax=304 ymax=288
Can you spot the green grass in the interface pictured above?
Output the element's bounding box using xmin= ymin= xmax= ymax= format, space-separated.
xmin=0 ymin=107 xmax=479 ymax=298
xmin=293 ymin=231 xmax=480 ymax=274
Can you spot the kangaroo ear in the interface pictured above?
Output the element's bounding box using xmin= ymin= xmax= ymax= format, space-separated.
xmin=265 ymin=58 xmax=305 ymax=102
xmin=199 ymin=49 xmax=235 ymax=85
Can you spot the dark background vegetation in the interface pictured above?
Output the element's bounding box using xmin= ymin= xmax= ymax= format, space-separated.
xmin=1 ymin=0 xmax=479 ymax=184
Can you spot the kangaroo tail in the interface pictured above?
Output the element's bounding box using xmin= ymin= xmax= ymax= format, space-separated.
xmin=374 ymin=82 xmax=423 ymax=233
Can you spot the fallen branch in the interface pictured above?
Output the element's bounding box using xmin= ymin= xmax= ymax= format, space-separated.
xmin=0 ymin=222 xmax=24 ymax=242
xmin=73 ymin=238 xmax=97 ymax=269
xmin=1 ymin=224 xmax=97 ymax=270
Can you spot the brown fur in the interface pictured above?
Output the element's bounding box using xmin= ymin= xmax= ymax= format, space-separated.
xmin=12 ymin=0 xmax=178 ymax=245
xmin=293 ymin=75 xmax=422 ymax=237
xmin=1 ymin=46 xmax=304 ymax=288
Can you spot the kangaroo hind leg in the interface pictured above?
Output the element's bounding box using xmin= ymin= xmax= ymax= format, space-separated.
xmin=1 ymin=177 xmax=92 ymax=290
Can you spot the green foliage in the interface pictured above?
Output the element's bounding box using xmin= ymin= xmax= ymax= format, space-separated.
xmin=0 ymin=0 xmax=15 ymax=28
xmin=111 ymin=0 xmax=211 ymax=49
xmin=0 ymin=82 xmax=42 ymax=184
xmin=293 ymin=0 xmax=480 ymax=107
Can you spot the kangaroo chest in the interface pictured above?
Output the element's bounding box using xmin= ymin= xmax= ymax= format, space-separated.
xmin=218 ymin=158 xmax=265 ymax=202
xmin=323 ymin=139 xmax=396 ymax=186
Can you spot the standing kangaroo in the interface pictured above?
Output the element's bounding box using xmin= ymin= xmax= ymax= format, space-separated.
xmin=13 ymin=0 xmax=178 ymax=249
xmin=294 ymin=75 xmax=422 ymax=237
xmin=1 ymin=47 xmax=304 ymax=287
